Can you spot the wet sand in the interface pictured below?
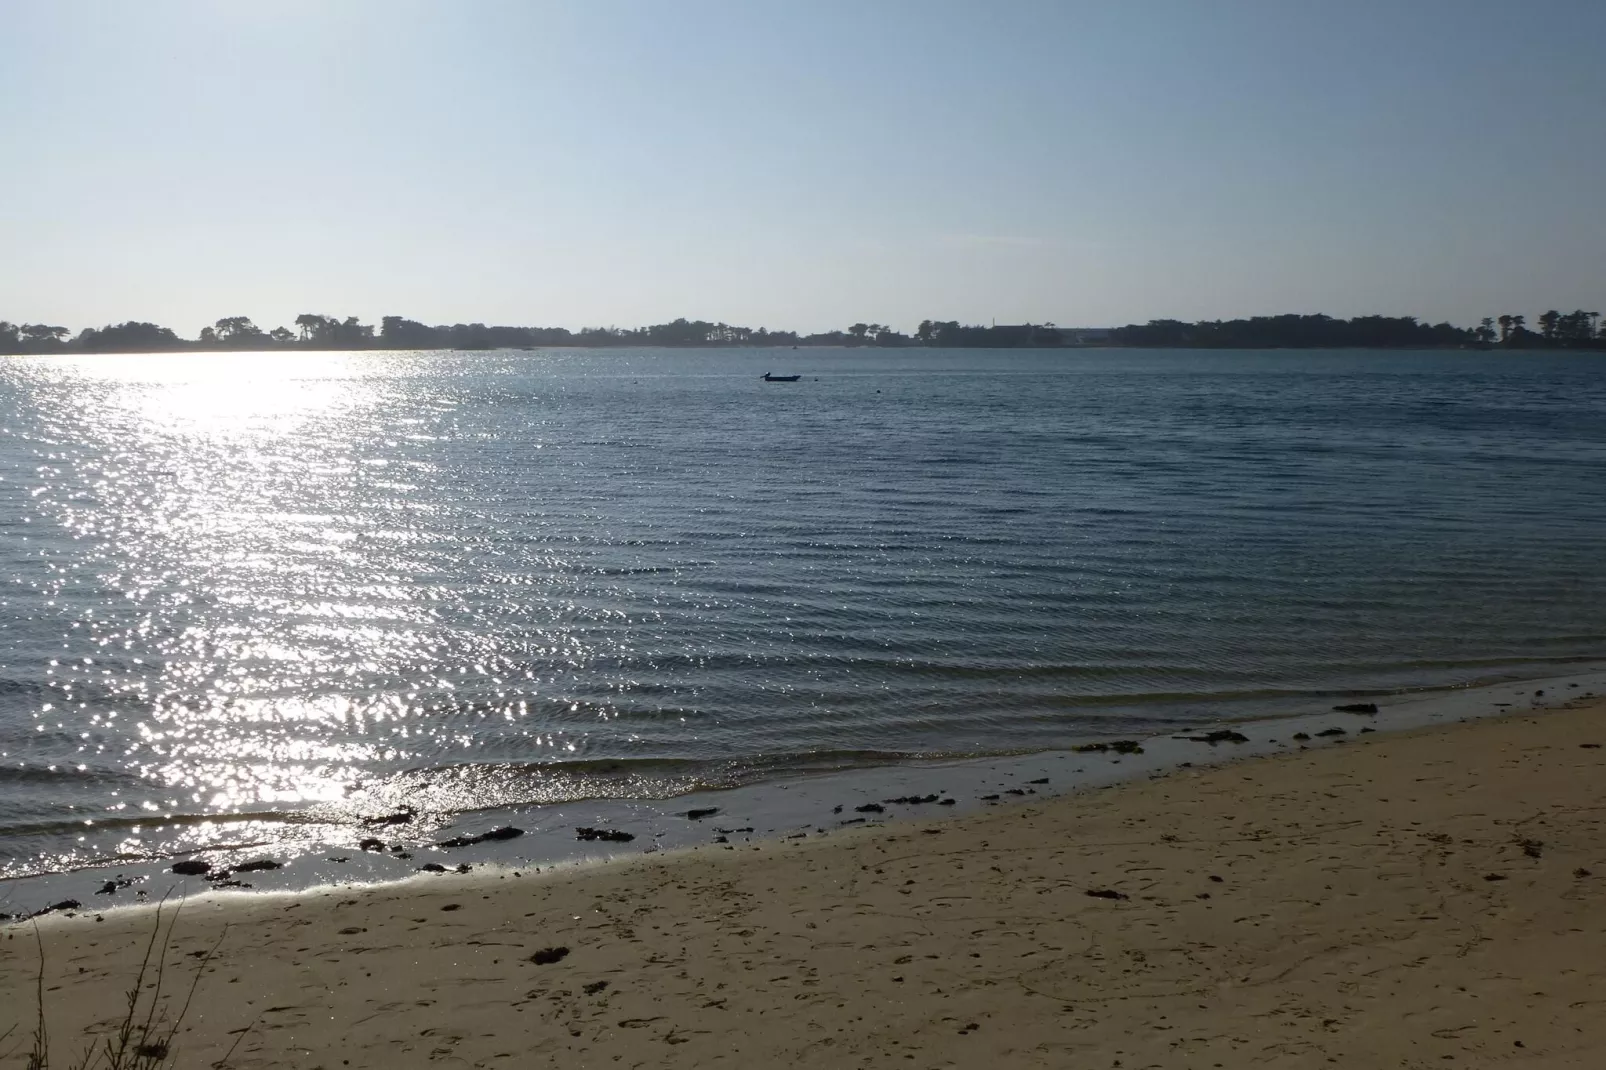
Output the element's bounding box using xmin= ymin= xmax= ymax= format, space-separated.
xmin=3 ymin=698 xmax=1603 ymax=1068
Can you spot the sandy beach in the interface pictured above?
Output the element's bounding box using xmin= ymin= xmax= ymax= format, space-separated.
xmin=4 ymin=697 xmax=1604 ymax=1069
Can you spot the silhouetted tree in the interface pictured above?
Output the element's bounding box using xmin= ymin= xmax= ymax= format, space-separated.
xmin=645 ymin=318 xmax=713 ymax=345
xmin=295 ymin=313 xmax=325 ymax=343
xmin=1110 ymin=313 xmax=1471 ymax=348
xmin=1497 ymin=314 xmax=1539 ymax=347
xmin=336 ymin=316 xmax=373 ymax=344
xmin=213 ymin=316 xmax=264 ymax=345
xmin=77 ymin=322 xmax=182 ymax=352
xmin=20 ymin=324 xmax=69 ymax=346
xmin=289 ymin=313 xmax=373 ymax=347
xmin=381 ymin=316 xmax=440 ymax=347
xmin=1555 ymin=309 xmax=1594 ymax=343
xmin=268 ymin=326 xmax=295 ymax=344
xmin=1538 ymin=310 xmax=1561 ymax=340
xmin=1497 ymin=314 xmax=1513 ymax=343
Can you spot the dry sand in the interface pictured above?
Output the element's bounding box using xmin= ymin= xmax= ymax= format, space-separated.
xmin=3 ymin=699 xmax=1604 ymax=1068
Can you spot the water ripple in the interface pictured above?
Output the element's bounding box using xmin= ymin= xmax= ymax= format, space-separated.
xmin=1 ymin=347 xmax=1605 ymax=875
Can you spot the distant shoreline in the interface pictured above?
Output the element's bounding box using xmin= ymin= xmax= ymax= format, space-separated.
xmin=5 ymin=342 xmax=1604 ymax=357
xmin=6 ymin=309 xmax=1604 ymax=355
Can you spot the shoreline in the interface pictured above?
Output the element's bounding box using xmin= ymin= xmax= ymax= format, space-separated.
xmin=3 ymin=690 xmax=1603 ymax=1066
xmin=4 ymin=662 xmax=1604 ymax=918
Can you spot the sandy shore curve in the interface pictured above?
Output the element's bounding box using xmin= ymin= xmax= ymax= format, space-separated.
xmin=3 ymin=698 xmax=1603 ymax=1068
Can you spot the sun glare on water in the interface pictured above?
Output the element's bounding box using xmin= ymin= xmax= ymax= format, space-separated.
xmin=65 ymin=351 xmax=382 ymax=437
xmin=11 ymin=350 xmax=451 ymax=816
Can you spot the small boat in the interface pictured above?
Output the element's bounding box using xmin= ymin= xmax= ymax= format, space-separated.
xmin=762 ymin=372 xmax=801 ymax=382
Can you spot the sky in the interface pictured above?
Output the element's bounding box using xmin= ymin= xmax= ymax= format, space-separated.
xmin=3 ymin=0 xmax=1605 ymax=337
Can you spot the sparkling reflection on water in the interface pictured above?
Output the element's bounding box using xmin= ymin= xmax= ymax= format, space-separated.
xmin=2 ymin=348 xmax=1605 ymax=876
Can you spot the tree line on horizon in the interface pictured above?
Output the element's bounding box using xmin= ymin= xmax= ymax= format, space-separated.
xmin=2 ymin=309 xmax=1603 ymax=355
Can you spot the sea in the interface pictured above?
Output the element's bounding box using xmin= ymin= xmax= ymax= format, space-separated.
xmin=2 ymin=346 xmax=1605 ymax=889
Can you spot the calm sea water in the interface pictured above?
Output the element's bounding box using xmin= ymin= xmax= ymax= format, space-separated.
xmin=2 ymin=347 xmax=1604 ymax=878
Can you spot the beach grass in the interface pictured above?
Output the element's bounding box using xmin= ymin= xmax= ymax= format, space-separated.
xmin=9 ymin=898 xmax=247 ymax=1070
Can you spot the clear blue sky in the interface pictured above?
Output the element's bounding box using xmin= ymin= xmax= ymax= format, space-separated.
xmin=3 ymin=0 xmax=1604 ymax=336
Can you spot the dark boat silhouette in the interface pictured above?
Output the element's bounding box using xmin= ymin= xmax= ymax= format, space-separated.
xmin=762 ymin=372 xmax=801 ymax=382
